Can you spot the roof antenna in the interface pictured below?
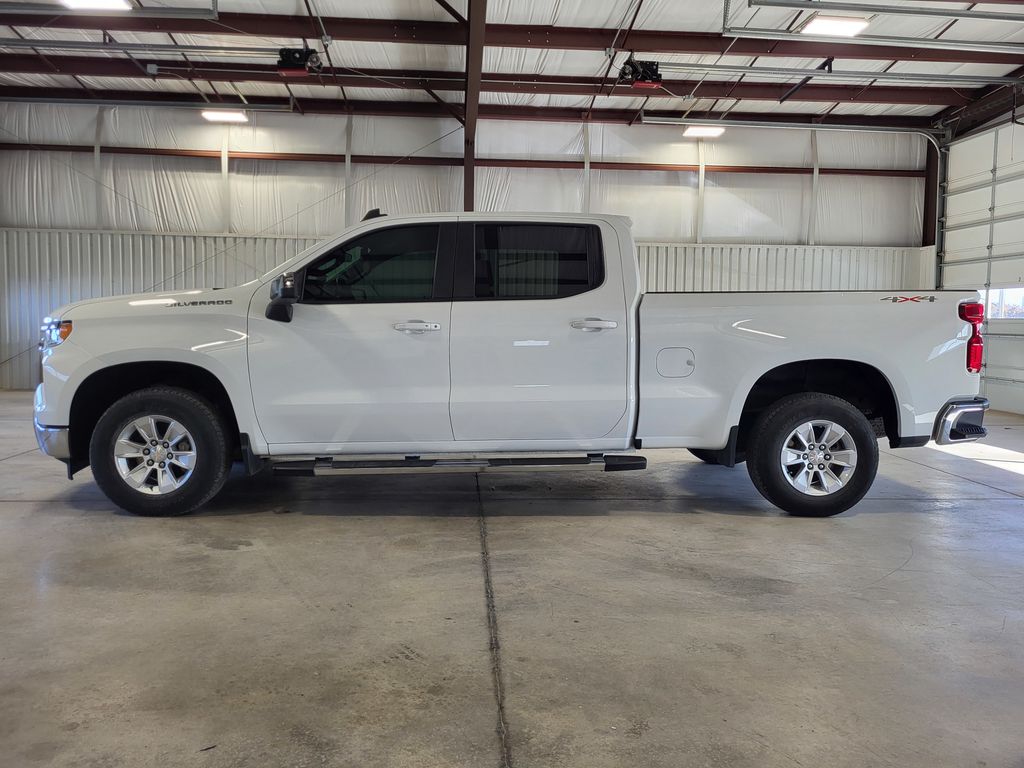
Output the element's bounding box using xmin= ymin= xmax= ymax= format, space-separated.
xmin=362 ymin=208 xmax=386 ymax=221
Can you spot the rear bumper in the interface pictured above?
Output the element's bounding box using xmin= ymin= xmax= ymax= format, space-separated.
xmin=34 ymin=419 xmax=71 ymax=460
xmin=933 ymin=396 xmax=989 ymax=445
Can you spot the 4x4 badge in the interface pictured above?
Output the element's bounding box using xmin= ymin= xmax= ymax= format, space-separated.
xmin=880 ymin=295 xmax=936 ymax=303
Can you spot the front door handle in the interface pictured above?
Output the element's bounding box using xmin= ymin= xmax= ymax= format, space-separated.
xmin=570 ymin=318 xmax=618 ymax=332
xmin=394 ymin=320 xmax=441 ymax=334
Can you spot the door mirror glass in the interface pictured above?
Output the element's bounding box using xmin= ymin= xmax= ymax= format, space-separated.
xmin=266 ymin=271 xmax=298 ymax=322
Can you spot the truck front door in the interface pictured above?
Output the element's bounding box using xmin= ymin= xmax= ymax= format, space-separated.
xmin=247 ymin=222 xmax=456 ymax=450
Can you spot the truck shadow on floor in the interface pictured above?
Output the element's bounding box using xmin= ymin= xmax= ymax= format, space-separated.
xmin=161 ymin=460 xmax=942 ymax=518
xmin=55 ymin=457 xmax=958 ymax=518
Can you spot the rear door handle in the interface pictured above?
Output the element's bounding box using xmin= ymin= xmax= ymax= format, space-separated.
xmin=570 ymin=318 xmax=618 ymax=332
xmin=393 ymin=320 xmax=441 ymax=334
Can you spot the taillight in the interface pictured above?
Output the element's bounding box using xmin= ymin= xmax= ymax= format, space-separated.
xmin=959 ymin=302 xmax=984 ymax=373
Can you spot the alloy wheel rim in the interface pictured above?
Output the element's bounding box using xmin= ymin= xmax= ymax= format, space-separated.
xmin=114 ymin=415 xmax=197 ymax=495
xmin=779 ymin=420 xmax=857 ymax=496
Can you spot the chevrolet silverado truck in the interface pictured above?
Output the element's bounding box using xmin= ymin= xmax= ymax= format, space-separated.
xmin=34 ymin=212 xmax=989 ymax=517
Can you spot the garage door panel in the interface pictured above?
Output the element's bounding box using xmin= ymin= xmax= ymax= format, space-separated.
xmin=940 ymin=261 xmax=987 ymax=289
xmin=948 ymin=132 xmax=994 ymax=186
xmin=944 ymin=186 xmax=992 ymax=228
xmin=987 ymin=257 xmax=1024 ymax=287
xmin=944 ymin=224 xmax=992 ymax=263
xmin=994 ymin=176 xmax=1024 ymax=220
xmin=992 ymin=218 xmax=1024 ymax=260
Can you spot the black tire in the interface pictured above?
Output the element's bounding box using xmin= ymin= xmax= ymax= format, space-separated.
xmin=746 ymin=392 xmax=878 ymax=517
xmin=688 ymin=448 xmax=721 ymax=465
xmin=89 ymin=387 xmax=232 ymax=516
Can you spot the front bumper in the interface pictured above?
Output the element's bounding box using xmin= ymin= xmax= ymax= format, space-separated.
xmin=933 ymin=397 xmax=989 ymax=445
xmin=34 ymin=419 xmax=71 ymax=459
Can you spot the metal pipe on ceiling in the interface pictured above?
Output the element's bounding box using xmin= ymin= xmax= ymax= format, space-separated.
xmin=748 ymin=0 xmax=1024 ymax=24
xmin=641 ymin=114 xmax=944 ymax=150
xmin=0 ymin=86 xmax=939 ymax=128
xmin=0 ymin=95 xmax=292 ymax=111
xmin=657 ymin=61 xmax=1021 ymax=87
xmin=0 ymin=140 xmax=927 ymax=177
xmin=0 ymin=0 xmax=218 ymax=18
xmin=0 ymin=36 xmax=277 ymax=57
xmin=724 ymin=26 xmax=1024 ymax=56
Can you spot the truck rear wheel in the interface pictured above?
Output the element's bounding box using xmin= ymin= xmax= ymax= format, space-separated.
xmin=89 ymin=387 xmax=232 ymax=516
xmin=746 ymin=392 xmax=878 ymax=517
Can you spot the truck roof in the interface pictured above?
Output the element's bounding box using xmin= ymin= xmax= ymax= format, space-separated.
xmin=356 ymin=210 xmax=633 ymax=227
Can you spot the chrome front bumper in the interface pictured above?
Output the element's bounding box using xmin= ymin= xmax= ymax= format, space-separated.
xmin=933 ymin=397 xmax=989 ymax=445
xmin=34 ymin=420 xmax=71 ymax=459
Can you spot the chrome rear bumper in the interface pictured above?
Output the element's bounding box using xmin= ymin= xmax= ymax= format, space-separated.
xmin=34 ymin=419 xmax=71 ymax=459
xmin=933 ymin=397 xmax=989 ymax=445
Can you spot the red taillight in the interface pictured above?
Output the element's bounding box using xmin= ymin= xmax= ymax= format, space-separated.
xmin=959 ymin=302 xmax=984 ymax=373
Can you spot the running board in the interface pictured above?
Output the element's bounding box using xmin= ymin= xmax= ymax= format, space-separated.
xmin=272 ymin=454 xmax=647 ymax=477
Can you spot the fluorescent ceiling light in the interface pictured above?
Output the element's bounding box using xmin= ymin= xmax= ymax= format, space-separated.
xmin=201 ymin=110 xmax=248 ymax=123
xmin=683 ymin=126 xmax=726 ymax=138
xmin=61 ymin=0 xmax=132 ymax=9
xmin=800 ymin=14 xmax=871 ymax=37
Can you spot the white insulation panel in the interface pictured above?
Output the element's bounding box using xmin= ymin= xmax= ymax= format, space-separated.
xmin=1 ymin=103 xmax=928 ymax=246
xmin=2 ymin=228 xmax=930 ymax=389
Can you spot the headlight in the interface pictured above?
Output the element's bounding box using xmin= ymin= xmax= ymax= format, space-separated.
xmin=39 ymin=317 xmax=73 ymax=349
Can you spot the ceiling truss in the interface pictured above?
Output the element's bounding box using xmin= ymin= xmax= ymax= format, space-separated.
xmin=0 ymin=6 xmax=1020 ymax=136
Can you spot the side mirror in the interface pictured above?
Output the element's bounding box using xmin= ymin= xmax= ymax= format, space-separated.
xmin=266 ymin=272 xmax=298 ymax=322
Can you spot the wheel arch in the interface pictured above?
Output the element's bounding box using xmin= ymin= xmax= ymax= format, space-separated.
xmin=734 ymin=359 xmax=900 ymax=456
xmin=68 ymin=361 xmax=241 ymax=473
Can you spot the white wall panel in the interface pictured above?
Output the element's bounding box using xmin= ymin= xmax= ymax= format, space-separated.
xmin=702 ymin=173 xmax=810 ymax=244
xmin=2 ymin=103 xmax=926 ymax=247
xmin=476 ymin=167 xmax=583 ymax=213
xmin=816 ymin=176 xmax=924 ymax=246
xmin=591 ymin=169 xmax=698 ymax=242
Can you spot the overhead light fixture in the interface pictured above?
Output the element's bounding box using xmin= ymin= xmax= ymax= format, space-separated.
xmin=61 ymin=0 xmax=132 ymax=9
xmin=800 ymin=14 xmax=871 ymax=37
xmin=683 ymin=126 xmax=726 ymax=138
xmin=201 ymin=110 xmax=248 ymax=123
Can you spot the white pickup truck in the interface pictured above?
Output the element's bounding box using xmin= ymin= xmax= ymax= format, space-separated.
xmin=34 ymin=212 xmax=988 ymax=518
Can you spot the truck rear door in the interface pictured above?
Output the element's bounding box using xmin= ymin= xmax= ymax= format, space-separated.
xmin=447 ymin=220 xmax=631 ymax=443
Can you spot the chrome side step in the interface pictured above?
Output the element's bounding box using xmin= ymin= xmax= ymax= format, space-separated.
xmin=272 ymin=454 xmax=647 ymax=477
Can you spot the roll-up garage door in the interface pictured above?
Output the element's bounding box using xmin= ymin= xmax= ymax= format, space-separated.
xmin=943 ymin=124 xmax=1024 ymax=412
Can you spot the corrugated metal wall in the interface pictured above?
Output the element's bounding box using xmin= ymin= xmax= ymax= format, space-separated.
xmin=1 ymin=227 xmax=928 ymax=390
xmin=0 ymin=228 xmax=317 ymax=389
xmin=636 ymin=243 xmax=926 ymax=292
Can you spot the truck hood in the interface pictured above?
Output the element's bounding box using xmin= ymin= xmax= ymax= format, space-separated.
xmin=51 ymin=283 xmax=259 ymax=321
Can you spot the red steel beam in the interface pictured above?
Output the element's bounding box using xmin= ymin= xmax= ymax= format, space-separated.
xmin=463 ymin=0 xmax=485 ymax=211
xmin=1 ymin=12 xmax=1022 ymax=65
xmin=0 ymin=141 xmax=926 ymax=177
xmin=0 ymin=86 xmax=938 ymax=127
xmin=0 ymin=53 xmax=974 ymax=106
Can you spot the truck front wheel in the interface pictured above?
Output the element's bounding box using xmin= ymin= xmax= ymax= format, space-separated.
xmin=746 ymin=392 xmax=878 ymax=517
xmin=89 ymin=387 xmax=232 ymax=516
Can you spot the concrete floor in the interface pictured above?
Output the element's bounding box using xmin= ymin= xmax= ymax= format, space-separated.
xmin=2 ymin=391 xmax=1024 ymax=768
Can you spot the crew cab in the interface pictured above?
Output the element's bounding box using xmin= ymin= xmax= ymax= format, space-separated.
xmin=34 ymin=212 xmax=989 ymax=517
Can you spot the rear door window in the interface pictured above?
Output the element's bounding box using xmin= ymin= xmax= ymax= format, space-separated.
xmin=471 ymin=224 xmax=603 ymax=299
